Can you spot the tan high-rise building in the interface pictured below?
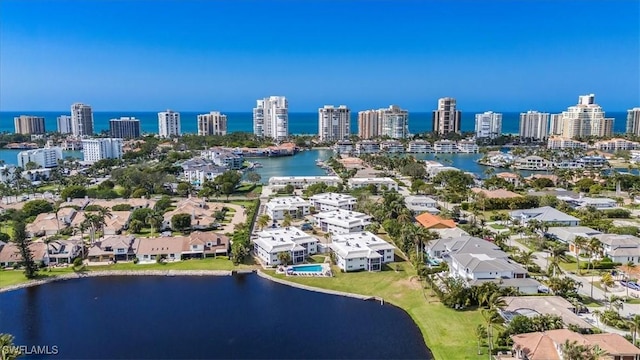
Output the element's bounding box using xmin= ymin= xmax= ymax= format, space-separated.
xmin=14 ymin=115 xmax=46 ymax=135
xmin=357 ymin=110 xmax=381 ymax=139
xmin=318 ymin=105 xmax=350 ymax=142
xmin=198 ymin=111 xmax=227 ymax=136
xmin=432 ymin=97 xmax=461 ymax=135
xmin=559 ymin=94 xmax=614 ymax=138
xmin=626 ymin=107 xmax=640 ymax=136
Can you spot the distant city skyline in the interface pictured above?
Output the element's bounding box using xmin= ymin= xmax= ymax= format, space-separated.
xmin=1 ymin=0 xmax=638 ymax=111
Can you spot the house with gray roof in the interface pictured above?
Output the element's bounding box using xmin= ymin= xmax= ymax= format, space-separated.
xmin=510 ymin=206 xmax=580 ymax=226
xmin=545 ymin=226 xmax=602 ymax=255
xmin=597 ymin=234 xmax=640 ymax=264
xmin=404 ymin=195 xmax=439 ymax=215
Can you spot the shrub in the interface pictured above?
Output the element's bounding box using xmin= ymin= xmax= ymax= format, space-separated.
xmin=73 ymin=257 xmax=83 ymax=268
xmin=112 ymin=204 xmax=132 ymax=211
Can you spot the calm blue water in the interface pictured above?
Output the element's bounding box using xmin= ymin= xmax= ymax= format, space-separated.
xmin=0 ymin=149 xmax=83 ymax=166
xmin=290 ymin=264 xmax=323 ymax=272
xmin=0 ymin=111 xmax=631 ymax=135
xmin=0 ymin=275 xmax=431 ymax=359
xmin=251 ymin=149 xmax=334 ymax=180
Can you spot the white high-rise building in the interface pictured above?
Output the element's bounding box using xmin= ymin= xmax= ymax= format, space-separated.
xmin=380 ymin=105 xmax=409 ymax=139
xmin=158 ymin=110 xmax=181 ymax=138
xmin=253 ymin=96 xmax=288 ymax=140
xmin=17 ymin=147 xmax=63 ymax=168
xmin=318 ymin=105 xmax=350 ymax=142
xmin=519 ymin=111 xmax=549 ymax=141
xmin=559 ymin=94 xmax=614 ymax=138
xmin=549 ymin=114 xmax=564 ymax=136
xmin=197 ymin=111 xmax=227 ymax=136
xmin=71 ymin=103 xmax=94 ymax=137
xmin=81 ymin=138 xmax=123 ymax=164
xmin=626 ymin=107 xmax=640 ymax=136
xmin=57 ymin=115 xmax=73 ymax=134
xmin=474 ymin=111 xmax=502 ymax=139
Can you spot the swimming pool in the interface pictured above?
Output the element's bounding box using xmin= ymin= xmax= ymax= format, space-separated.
xmin=289 ymin=264 xmax=323 ymax=273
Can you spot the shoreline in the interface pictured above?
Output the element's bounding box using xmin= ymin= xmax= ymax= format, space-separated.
xmin=0 ymin=269 xmax=233 ymax=293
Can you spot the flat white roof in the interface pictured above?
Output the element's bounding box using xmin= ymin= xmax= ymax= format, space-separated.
xmin=254 ymin=226 xmax=318 ymax=253
xmin=330 ymin=232 xmax=395 ymax=259
xmin=309 ymin=192 xmax=357 ymax=203
xmin=348 ymin=177 xmax=396 ymax=184
xmin=269 ymin=176 xmax=340 ymax=181
xmin=314 ymin=209 xmax=371 ymax=228
xmin=266 ymin=196 xmax=311 ymax=211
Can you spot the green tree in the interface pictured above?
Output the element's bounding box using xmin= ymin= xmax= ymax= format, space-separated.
xmin=22 ymin=199 xmax=53 ymax=218
xmin=256 ymin=214 xmax=270 ymax=230
xmin=129 ymin=219 xmax=144 ymax=234
xmin=154 ymin=196 xmax=173 ymax=213
xmin=282 ymin=213 xmax=292 ymax=227
xmin=60 ymin=185 xmax=87 ymax=199
xmin=176 ymin=182 xmax=193 ymax=197
xmin=246 ymin=171 xmax=261 ymax=184
xmin=171 ymin=213 xmax=192 ymax=233
xmin=573 ymin=236 xmax=588 ymax=275
xmin=277 ymin=251 xmax=292 ymax=266
xmin=13 ymin=221 xmax=38 ymax=278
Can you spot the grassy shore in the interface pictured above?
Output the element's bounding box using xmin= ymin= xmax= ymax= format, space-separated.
xmin=0 ymin=257 xmax=255 ymax=288
xmin=269 ymin=262 xmax=484 ymax=360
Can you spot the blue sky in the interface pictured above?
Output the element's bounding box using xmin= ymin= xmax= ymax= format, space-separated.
xmin=1 ymin=0 xmax=638 ymax=112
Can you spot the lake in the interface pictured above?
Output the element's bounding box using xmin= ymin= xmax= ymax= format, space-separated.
xmin=0 ymin=274 xmax=432 ymax=359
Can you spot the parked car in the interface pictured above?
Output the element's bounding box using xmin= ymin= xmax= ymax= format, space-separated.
xmin=300 ymin=223 xmax=313 ymax=231
xmin=628 ymin=282 xmax=640 ymax=290
xmin=620 ymin=280 xmax=628 ymax=286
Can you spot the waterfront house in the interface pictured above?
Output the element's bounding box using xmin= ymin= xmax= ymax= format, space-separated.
xmin=457 ymin=140 xmax=479 ymax=153
xmin=558 ymin=195 xmax=617 ymax=210
xmin=181 ymin=231 xmax=229 ymax=258
xmin=576 ymin=155 xmax=609 ymax=168
xmin=87 ymin=235 xmax=139 ymax=263
xmin=593 ymin=138 xmax=640 ymax=152
xmin=180 ymin=158 xmax=226 ymax=186
xmin=513 ymin=155 xmax=552 ymax=171
xmin=510 ymin=206 xmax=580 ymax=226
xmin=433 ymin=140 xmax=458 ymax=153
xmin=545 ymin=226 xmax=602 ymax=255
xmin=404 ymin=195 xmax=439 ymax=215
xmin=268 ymin=176 xmax=342 ymax=190
xmin=253 ymin=227 xmax=318 ymax=266
xmin=407 ymin=140 xmax=432 ymax=153
xmin=496 ymin=172 xmax=521 ymax=187
xmin=355 ymin=140 xmax=380 ymax=155
xmin=380 ymin=141 xmax=405 ymax=153
xmin=483 ymin=152 xmax=515 ymax=167
xmin=347 ymin=177 xmax=398 ymax=191
xmin=597 ymin=234 xmax=640 ymax=264
xmin=26 ymin=213 xmax=62 ymax=237
xmin=47 ymin=239 xmax=82 ymax=264
xmin=136 ymin=237 xmax=184 ymax=264
xmin=309 ymin=192 xmax=357 ymax=212
xmin=506 ymin=329 xmax=640 ymax=360
xmin=415 ymin=213 xmax=455 ymax=230
xmin=500 ymin=296 xmax=592 ymax=329
xmin=201 ymin=147 xmax=244 ymax=170
xmin=314 ymin=209 xmax=371 ymax=235
xmin=0 ymin=241 xmax=49 ymax=267
xmin=333 ymin=140 xmax=354 ymax=154
xmin=330 ymin=232 xmax=395 ymax=272
xmin=265 ymin=196 xmax=311 ymax=220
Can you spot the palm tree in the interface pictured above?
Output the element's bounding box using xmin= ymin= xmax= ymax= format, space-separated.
xmin=627 ymin=314 xmax=640 ymax=346
xmin=0 ymin=333 xmax=21 ymax=360
xmin=256 ymin=214 xmax=270 ymax=230
xmin=277 ymin=251 xmax=291 ymax=266
xmin=145 ymin=212 xmax=163 ymax=237
xmin=600 ymin=273 xmax=614 ymax=302
xmin=573 ymin=236 xmax=588 ymax=275
xmin=592 ymin=309 xmax=602 ymax=329
xmin=83 ymin=213 xmax=106 ymax=244
xmin=43 ymin=237 xmax=55 ymax=271
xmin=481 ymin=308 xmax=502 ymax=359
xmin=517 ymin=250 xmax=537 ymax=271
xmin=474 ymin=325 xmax=487 ymax=355
xmin=282 ymin=212 xmax=292 ymax=228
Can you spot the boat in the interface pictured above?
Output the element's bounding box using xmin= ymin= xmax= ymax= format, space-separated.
xmin=253 ymin=162 xmax=263 ymax=168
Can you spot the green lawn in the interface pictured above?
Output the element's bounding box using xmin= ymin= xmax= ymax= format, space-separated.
xmin=268 ymin=262 xmax=484 ymax=360
xmin=1 ymin=257 xmax=256 ymax=288
xmin=1 ymin=221 xmax=15 ymax=238
xmin=489 ymin=224 xmax=507 ymax=230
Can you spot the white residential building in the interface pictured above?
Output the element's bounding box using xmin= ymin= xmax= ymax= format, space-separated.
xmin=519 ymin=111 xmax=549 ymax=140
xmin=81 ymin=138 xmax=123 ymax=164
xmin=475 ymin=111 xmax=502 ymax=139
xmin=314 ymin=209 xmax=371 ymax=235
xmin=514 ymin=155 xmax=552 ymax=170
xmin=71 ymin=102 xmax=94 ymax=137
xmin=407 ymin=140 xmax=432 ymax=153
xmin=57 ymin=115 xmax=73 ymax=134
xmin=547 ymin=136 xmax=588 ymax=150
xmin=197 ymin=111 xmax=227 ymax=136
xmin=253 ymin=227 xmax=318 ymax=266
xmin=17 ymin=147 xmax=63 ymax=168
xmin=355 ymin=140 xmax=380 ymax=154
xmin=330 ymin=232 xmax=395 ymax=272
xmin=549 ymin=114 xmax=564 ymax=136
xmin=404 ymin=195 xmax=439 ymax=215
xmin=593 ymin=138 xmax=640 ymax=152
xmin=318 ymin=105 xmax=350 ymax=142
xmin=627 ymin=107 xmax=640 ymax=136
xmin=559 ymin=94 xmax=614 ymax=138
xmin=265 ymin=196 xmax=312 ymax=220
xmin=309 ymin=192 xmax=357 ymax=212
xmin=510 ymin=206 xmax=580 ymax=226
xmin=347 ymin=177 xmax=398 ymax=191
xmin=268 ymin=176 xmax=341 ymax=189
xmin=433 ymin=140 xmax=458 ymax=153
xmin=201 ymin=147 xmax=244 ymax=169
xmin=457 ymin=140 xmax=479 ymax=153
xmin=254 ymin=96 xmax=288 ymax=140
xmin=333 ymin=141 xmax=354 ymax=154
xmin=380 ymin=105 xmax=409 ymax=139
xmin=158 ymin=110 xmax=181 ymax=138
xmin=597 ymin=234 xmax=640 ymax=264
xmin=380 ymin=141 xmax=405 ymax=153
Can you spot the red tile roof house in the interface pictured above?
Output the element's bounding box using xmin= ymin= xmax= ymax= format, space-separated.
xmin=87 ymin=235 xmax=139 ymax=263
xmin=136 ymin=232 xmax=230 ymax=264
xmin=0 ymin=241 xmax=49 ymax=268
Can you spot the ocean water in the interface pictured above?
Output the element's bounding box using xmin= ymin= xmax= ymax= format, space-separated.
xmin=1 ymin=111 xmax=631 ymax=135
xmin=0 ymin=274 xmax=432 ymax=359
